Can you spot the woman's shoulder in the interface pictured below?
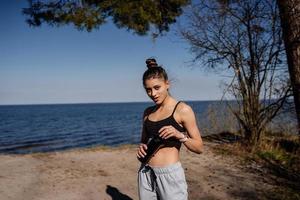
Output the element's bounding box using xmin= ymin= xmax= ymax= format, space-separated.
xmin=143 ymin=105 xmax=156 ymax=117
xmin=177 ymin=101 xmax=194 ymax=115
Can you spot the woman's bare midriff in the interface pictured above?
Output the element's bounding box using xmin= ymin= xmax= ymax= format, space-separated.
xmin=147 ymin=146 xmax=180 ymax=167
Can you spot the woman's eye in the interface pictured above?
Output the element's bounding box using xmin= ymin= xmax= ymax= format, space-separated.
xmin=154 ymin=86 xmax=160 ymax=90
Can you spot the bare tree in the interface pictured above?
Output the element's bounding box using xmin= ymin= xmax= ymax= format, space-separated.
xmin=277 ymin=0 xmax=300 ymax=136
xmin=180 ymin=0 xmax=292 ymax=149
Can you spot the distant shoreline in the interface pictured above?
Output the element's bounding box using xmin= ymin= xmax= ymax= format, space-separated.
xmin=0 ymin=133 xmax=222 ymax=156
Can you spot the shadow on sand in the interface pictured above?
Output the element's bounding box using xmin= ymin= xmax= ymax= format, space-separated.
xmin=106 ymin=185 xmax=133 ymax=200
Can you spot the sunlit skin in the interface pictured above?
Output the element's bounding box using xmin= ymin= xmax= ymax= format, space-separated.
xmin=136 ymin=77 xmax=204 ymax=167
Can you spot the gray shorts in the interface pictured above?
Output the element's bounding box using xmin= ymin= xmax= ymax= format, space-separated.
xmin=138 ymin=161 xmax=188 ymax=200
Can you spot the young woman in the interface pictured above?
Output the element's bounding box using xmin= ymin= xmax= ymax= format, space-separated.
xmin=137 ymin=58 xmax=203 ymax=200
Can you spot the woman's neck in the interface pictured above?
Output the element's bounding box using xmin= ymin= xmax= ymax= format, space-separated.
xmin=155 ymin=95 xmax=175 ymax=110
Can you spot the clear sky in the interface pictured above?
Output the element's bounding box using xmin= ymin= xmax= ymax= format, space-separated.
xmin=0 ymin=1 xmax=227 ymax=105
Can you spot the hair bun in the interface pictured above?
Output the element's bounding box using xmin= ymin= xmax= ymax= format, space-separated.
xmin=146 ymin=58 xmax=158 ymax=69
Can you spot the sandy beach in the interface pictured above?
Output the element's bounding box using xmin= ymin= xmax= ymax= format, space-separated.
xmin=0 ymin=139 xmax=287 ymax=200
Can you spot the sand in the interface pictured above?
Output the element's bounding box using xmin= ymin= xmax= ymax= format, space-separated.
xmin=0 ymin=141 xmax=278 ymax=200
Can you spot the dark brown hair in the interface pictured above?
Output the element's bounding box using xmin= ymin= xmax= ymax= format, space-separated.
xmin=143 ymin=58 xmax=168 ymax=86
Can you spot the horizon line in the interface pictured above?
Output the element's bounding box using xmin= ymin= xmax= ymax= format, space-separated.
xmin=0 ymin=99 xmax=232 ymax=106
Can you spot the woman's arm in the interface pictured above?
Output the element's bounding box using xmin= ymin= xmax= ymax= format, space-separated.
xmin=180 ymin=104 xmax=203 ymax=154
xmin=140 ymin=106 xmax=153 ymax=144
xmin=136 ymin=106 xmax=153 ymax=160
xmin=179 ymin=103 xmax=203 ymax=154
xmin=158 ymin=102 xmax=204 ymax=154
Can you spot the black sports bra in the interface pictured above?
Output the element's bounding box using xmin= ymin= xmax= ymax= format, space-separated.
xmin=144 ymin=101 xmax=186 ymax=150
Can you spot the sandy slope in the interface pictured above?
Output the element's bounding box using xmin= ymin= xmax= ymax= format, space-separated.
xmin=0 ymin=141 xmax=276 ymax=200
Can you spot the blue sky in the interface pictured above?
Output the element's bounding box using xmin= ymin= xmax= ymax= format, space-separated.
xmin=0 ymin=1 xmax=226 ymax=105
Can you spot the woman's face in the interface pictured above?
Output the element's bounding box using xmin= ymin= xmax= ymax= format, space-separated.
xmin=144 ymin=77 xmax=170 ymax=104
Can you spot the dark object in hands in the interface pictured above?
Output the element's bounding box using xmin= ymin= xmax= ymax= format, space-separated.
xmin=138 ymin=135 xmax=164 ymax=163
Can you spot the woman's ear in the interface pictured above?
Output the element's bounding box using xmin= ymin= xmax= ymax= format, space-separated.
xmin=166 ymin=80 xmax=170 ymax=90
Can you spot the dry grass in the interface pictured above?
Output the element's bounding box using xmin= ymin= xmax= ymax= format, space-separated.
xmin=256 ymin=134 xmax=300 ymax=171
xmin=208 ymin=133 xmax=300 ymax=200
xmin=198 ymin=102 xmax=239 ymax=136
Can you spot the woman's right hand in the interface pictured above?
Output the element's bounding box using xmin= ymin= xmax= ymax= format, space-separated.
xmin=136 ymin=143 xmax=148 ymax=159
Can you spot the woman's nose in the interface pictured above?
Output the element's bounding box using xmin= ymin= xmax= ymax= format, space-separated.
xmin=151 ymin=90 xmax=157 ymax=97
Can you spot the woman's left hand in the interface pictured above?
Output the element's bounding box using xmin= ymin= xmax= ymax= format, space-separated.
xmin=158 ymin=125 xmax=183 ymax=140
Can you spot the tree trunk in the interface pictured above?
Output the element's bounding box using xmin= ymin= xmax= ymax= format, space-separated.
xmin=277 ymin=0 xmax=300 ymax=135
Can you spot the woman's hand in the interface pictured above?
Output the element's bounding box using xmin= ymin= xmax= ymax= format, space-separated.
xmin=158 ymin=125 xmax=185 ymax=140
xmin=136 ymin=143 xmax=148 ymax=159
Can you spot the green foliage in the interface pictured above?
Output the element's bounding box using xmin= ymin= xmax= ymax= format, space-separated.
xmin=23 ymin=0 xmax=190 ymax=36
xmin=257 ymin=149 xmax=288 ymax=163
xmin=256 ymin=135 xmax=300 ymax=171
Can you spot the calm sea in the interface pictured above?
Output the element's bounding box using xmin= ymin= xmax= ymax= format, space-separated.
xmin=0 ymin=101 xmax=219 ymax=154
